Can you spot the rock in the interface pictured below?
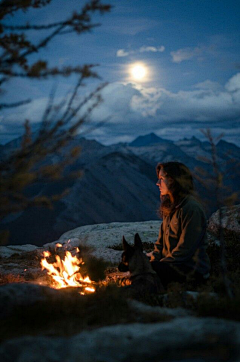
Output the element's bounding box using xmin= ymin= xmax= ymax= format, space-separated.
xmin=0 ymin=216 xmax=234 ymax=287
xmin=0 ymin=247 xmax=45 ymax=284
xmin=0 ymin=218 xmax=239 ymax=362
xmin=0 ymin=244 xmax=38 ymax=258
xmin=55 ymin=220 xmax=160 ymax=249
xmin=44 ymin=220 xmax=161 ymax=263
xmin=0 ymin=221 xmax=161 ymax=262
xmin=0 ymin=221 xmax=161 ymax=286
xmin=128 ymin=299 xmax=192 ymax=318
xmin=208 ymin=204 xmax=240 ymax=237
xmin=0 ymin=317 xmax=239 ymax=362
xmin=0 ymin=283 xmax=61 ymax=318
xmin=91 ymin=248 xmax=122 ymax=264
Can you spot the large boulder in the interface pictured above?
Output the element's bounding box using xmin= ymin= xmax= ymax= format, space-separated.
xmin=207 ymin=204 xmax=240 ymax=238
xmin=0 ymin=316 xmax=239 ymax=362
xmin=0 ymin=283 xmax=63 ymax=318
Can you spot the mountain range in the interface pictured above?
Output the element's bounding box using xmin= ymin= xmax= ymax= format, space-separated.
xmin=1 ymin=133 xmax=239 ymax=246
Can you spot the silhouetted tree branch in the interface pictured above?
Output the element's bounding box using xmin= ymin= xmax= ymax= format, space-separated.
xmin=196 ymin=129 xmax=236 ymax=299
xmin=0 ymin=0 xmax=111 ymax=107
xmin=0 ymin=99 xmax=31 ymax=110
xmin=0 ymin=0 xmax=111 ymax=243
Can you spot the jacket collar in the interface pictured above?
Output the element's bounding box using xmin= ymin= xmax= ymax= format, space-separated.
xmin=175 ymin=195 xmax=190 ymax=209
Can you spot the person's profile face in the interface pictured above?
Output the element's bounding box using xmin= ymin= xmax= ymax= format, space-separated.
xmin=156 ymin=169 xmax=171 ymax=196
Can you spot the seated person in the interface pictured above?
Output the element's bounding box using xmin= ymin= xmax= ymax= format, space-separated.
xmin=148 ymin=161 xmax=210 ymax=290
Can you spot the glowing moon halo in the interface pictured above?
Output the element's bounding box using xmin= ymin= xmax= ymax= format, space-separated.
xmin=130 ymin=63 xmax=147 ymax=81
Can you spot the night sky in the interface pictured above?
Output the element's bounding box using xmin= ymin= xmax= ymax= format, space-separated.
xmin=1 ymin=0 xmax=240 ymax=145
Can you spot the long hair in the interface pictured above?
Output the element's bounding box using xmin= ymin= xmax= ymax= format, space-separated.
xmin=156 ymin=162 xmax=194 ymax=217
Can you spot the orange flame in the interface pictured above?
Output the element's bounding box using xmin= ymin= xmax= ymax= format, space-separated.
xmin=41 ymin=248 xmax=95 ymax=294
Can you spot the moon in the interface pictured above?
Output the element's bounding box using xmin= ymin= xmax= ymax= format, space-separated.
xmin=130 ymin=63 xmax=147 ymax=81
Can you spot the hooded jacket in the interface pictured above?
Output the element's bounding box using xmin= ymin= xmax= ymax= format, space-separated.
xmin=152 ymin=195 xmax=210 ymax=276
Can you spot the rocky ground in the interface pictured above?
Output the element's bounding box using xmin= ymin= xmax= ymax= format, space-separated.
xmin=0 ymin=220 xmax=160 ymax=286
xmin=0 ymin=208 xmax=240 ymax=362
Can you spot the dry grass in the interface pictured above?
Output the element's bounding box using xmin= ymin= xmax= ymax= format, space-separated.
xmin=0 ymin=273 xmax=26 ymax=285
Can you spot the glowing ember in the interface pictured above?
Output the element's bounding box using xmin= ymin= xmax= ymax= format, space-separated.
xmin=43 ymin=251 xmax=51 ymax=257
xmin=41 ymin=248 xmax=95 ymax=294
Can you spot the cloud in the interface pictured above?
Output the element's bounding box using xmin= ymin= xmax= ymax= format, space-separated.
xmin=171 ymin=47 xmax=202 ymax=63
xmin=88 ymin=73 xmax=240 ymax=145
xmin=139 ymin=46 xmax=165 ymax=53
xmin=171 ymin=36 xmax=240 ymax=66
xmin=2 ymin=97 xmax=49 ymax=125
xmin=116 ymin=45 xmax=165 ymax=57
xmin=91 ymin=83 xmax=141 ymax=121
xmin=2 ymin=74 xmax=240 ymax=146
xmin=193 ymin=80 xmax=223 ymax=92
xmin=95 ymin=74 xmax=240 ymax=124
xmin=116 ymin=49 xmax=129 ymax=57
xmin=105 ymin=18 xmax=160 ymax=36
xmin=225 ymin=73 xmax=240 ymax=92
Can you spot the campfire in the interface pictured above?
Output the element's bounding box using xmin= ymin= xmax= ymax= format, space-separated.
xmin=41 ymin=243 xmax=95 ymax=294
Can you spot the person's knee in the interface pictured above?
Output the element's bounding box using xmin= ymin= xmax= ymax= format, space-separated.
xmin=150 ymin=261 xmax=158 ymax=270
xmin=151 ymin=261 xmax=171 ymax=275
xmin=151 ymin=261 xmax=165 ymax=274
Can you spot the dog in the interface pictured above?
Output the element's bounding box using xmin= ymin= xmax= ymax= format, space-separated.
xmin=118 ymin=233 xmax=164 ymax=296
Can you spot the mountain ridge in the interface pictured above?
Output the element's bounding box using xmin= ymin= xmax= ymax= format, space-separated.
xmin=1 ymin=133 xmax=239 ymax=246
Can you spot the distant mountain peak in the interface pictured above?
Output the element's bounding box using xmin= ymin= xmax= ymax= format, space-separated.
xmin=129 ymin=133 xmax=169 ymax=147
xmin=217 ymin=139 xmax=233 ymax=146
xmin=216 ymin=138 xmax=240 ymax=150
xmin=176 ymin=136 xmax=203 ymax=146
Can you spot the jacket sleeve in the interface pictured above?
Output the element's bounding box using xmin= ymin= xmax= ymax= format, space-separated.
xmin=160 ymin=207 xmax=206 ymax=263
xmin=152 ymin=222 xmax=164 ymax=261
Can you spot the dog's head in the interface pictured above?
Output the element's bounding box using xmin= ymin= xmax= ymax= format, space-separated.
xmin=118 ymin=233 xmax=143 ymax=272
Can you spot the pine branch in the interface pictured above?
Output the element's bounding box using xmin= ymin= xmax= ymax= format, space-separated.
xmin=0 ymin=0 xmax=51 ymax=20
xmin=0 ymin=0 xmax=111 ymax=242
xmin=0 ymin=64 xmax=99 ymax=79
xmin=0 ymin=98 xmax=31 ymax=110
xmin=201 ymin=128 xmax=234 ymax=299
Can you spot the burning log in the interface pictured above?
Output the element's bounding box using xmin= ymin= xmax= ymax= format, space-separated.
xmin=41 ymin=246 xmax=95 ymax=294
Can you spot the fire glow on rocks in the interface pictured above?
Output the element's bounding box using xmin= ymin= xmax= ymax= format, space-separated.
xmin=41 ymin=243 xmax=95 ymax=294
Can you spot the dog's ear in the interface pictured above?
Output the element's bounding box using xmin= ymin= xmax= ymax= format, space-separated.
xmin=122 ymin=235 xmax=131 ymax=251
xmin=134 ymin=233 xmax=143 ymax=251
